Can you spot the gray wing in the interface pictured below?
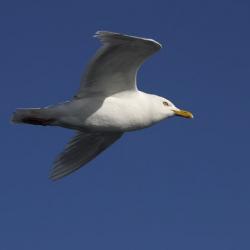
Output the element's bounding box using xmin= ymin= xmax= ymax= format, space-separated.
xmin=50 ymin=131 xmax=123 ymax=180
xmin=75 ymin=31 xmax=162 ymax=98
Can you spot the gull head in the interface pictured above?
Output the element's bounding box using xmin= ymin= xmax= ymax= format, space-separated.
xmin=152 ymin=95 xmax=193 ymax=120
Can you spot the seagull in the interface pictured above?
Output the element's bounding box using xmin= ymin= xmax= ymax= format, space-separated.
xmin=12 ymin=31 xmax=193 ymax=180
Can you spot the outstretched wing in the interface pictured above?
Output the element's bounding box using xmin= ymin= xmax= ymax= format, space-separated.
xmin=75 ymin=31 xmax=162 ymax=98
xmin=50 ymin=131 xmax=123 ymax=180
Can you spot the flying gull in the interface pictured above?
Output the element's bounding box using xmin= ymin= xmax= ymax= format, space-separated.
xmin=12 ymin=31 xmax=193 ymax=180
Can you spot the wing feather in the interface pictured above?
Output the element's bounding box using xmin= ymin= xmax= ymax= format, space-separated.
xmin=50 ymin=131 xmax=123 ymax=180
xmin=76 ymin=31 xmax=162 ymax=97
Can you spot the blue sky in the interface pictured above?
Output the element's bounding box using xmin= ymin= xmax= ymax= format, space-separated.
xmin=1 ymin=0 xmax=250 ymax=249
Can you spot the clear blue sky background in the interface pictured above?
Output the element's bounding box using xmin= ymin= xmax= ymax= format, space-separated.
xmin=1 ymin=0 xmax=250 ymax=249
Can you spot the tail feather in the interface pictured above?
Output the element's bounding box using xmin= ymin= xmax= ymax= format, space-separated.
xmin=11 ymin=108 xmax=55 ymax=126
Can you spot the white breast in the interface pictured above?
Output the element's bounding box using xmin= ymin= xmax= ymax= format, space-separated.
xmin=83 ymin=92 xmax=155 ymax=132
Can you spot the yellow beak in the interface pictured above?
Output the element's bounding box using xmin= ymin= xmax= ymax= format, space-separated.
xmin=173 ymin=110 xmax=193 ymax=119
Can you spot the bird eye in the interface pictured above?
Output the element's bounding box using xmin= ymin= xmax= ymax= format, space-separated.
xmin=163 ymin=101 xmax=169 ymax=106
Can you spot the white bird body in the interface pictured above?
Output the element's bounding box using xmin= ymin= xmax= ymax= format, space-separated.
xmin=12 ymin=31 xmax=193 ymax=180
xmin=50 ymin=90 xmax=174 ymax=132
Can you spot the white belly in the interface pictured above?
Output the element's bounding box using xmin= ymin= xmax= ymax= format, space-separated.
xmin=85 ymin=100 xmax=153 ymax=132
xmin=56 ymin=92 xmax=158 ymax=132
